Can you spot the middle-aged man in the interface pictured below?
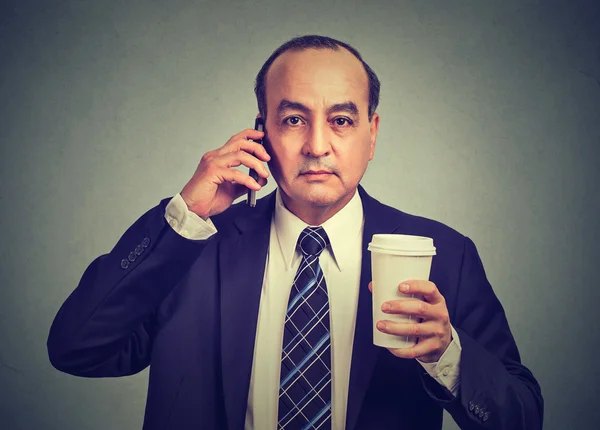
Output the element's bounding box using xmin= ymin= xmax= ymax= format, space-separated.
xmin=48 ymin=35 xmax=543 ymax=430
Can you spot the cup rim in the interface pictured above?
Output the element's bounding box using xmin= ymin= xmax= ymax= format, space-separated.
xmin=368 ymin=244 xmax=436 ymax=256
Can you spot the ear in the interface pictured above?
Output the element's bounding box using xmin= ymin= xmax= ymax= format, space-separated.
xmin=368 ymin=113 xmax=380 ymax=160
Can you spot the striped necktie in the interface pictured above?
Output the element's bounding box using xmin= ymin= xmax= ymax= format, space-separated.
xmin=278 ymin=226 xmax=332 ymax=430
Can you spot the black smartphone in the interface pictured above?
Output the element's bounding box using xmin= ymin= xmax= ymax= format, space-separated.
xmin=247 ymin=117 xmax=265 ymax=207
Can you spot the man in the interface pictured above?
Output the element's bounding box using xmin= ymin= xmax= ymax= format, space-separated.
xmin=47 ymin=35 xmax=543 ymax=429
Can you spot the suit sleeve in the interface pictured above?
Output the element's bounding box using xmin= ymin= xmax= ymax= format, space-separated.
xmin=420 ymin=236 xmax=544 ymax=430
xmin=47 ymin=197 xmax=212 ymax=377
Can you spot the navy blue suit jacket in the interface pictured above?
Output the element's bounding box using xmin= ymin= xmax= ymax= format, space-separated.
xmin=48 ymin=186 xmax=543 ymax=429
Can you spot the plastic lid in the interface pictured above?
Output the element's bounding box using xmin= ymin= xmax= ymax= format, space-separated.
xmin=368 ymin=234 xmax=436 ymax=256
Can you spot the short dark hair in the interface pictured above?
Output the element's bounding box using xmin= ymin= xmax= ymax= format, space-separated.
xmin=254 ymin=35 xmax=381 ymax=122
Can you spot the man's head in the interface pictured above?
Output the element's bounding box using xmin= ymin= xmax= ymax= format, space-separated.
xmin=254 ymin=35 xmax=381 ymax=225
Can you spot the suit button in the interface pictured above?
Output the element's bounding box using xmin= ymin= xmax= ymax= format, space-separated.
xmin=128 ymin=252 xmax=137 ymax=262
xmin=483 ymin=412 xmax=490 ymax=422
xmin=120 ymin=259 xmax=130 ymax=269
xmin=142 ymin=237 xmax=151 ymax=248
xmin=474 ymin=405 xmax=480 ymax=415
xmin=478 ymin=409 xmax=485 ymax=418
xmin=135 ymin=245 xmax=143 ymax=255
xmin=468 ymin=401 xmax=475 ymax=411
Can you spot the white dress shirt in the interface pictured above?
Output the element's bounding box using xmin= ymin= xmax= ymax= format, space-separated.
xmin=164 ymin=190 xmax=462 ymax=430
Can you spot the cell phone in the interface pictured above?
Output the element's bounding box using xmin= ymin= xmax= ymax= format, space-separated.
xmin=247 ymin=117 xmax=265 ymax=207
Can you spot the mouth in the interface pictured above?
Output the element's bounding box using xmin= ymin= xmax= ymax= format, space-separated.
xmin=300 ymin=170 xmax=334 ymax=180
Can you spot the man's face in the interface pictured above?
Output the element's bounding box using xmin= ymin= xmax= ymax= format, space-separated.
xmin=263 ymin=47 xmax=379 ymax=223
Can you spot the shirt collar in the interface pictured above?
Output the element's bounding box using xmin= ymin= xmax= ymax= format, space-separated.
xmin=273 ymin=187 xmax=364 ymax=272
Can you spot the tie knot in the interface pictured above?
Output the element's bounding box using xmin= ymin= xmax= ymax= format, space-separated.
xmin=298 ymin=226 xmax=330 ymax=258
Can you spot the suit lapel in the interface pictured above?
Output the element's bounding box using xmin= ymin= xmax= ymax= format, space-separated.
xmin=345 ymin=186 xmax=405 ymax=430
xmin=219 ymin=193 xmax=276 ymax=430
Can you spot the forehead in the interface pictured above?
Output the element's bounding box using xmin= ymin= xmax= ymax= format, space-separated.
xmin=265 ymin=48 xmax=369 ymax=111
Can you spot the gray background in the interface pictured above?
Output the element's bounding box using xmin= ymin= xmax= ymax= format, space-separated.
xmin=1 ymin=0 xmax=599 ymax=429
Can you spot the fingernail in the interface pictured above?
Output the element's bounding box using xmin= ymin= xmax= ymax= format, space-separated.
xmin=400 ymin=283 xmax=409 ymax=292
xmin=382 ymin=303 xmax=390 ymax=311
xmin=377 ymin=322 xmax=386 ymax=331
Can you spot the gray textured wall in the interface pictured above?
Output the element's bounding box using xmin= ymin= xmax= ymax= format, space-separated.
xmin=1 ymin=0 xmax=599 ymax=429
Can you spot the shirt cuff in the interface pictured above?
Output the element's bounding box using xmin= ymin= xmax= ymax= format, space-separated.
xmin=416 ymin=325 xmax=462 ymax=397
xmin=164 ymin=193 xmax=218 ymax=241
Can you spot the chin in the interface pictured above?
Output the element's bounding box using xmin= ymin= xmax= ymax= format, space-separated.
xmin=297 ymin=186 xmax=346 ymax=208
xmin=280 ymin=177 xmax=353 ymax=209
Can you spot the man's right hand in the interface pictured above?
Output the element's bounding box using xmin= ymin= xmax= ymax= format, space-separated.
xmin=180 ymin=128 xmax=270 ymax=219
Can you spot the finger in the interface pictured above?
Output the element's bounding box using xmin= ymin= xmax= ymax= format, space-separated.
xmin=235 ymin=139 xmax=271 ymax=162
xmin=218 ymin=138 xmax=271 ymax=162
xmin=223 ymin=135 xmax=270 ymax=161
xmin=398 ymin=280 xmax=445 ymax=305
xmin=375 ymin=320 xmax=444 ymax=339
xmin=215 ymin=167 xmax=262 ymax=191
xmin=381 ymin=299 xmax=432 ymax=320
xmin=230 ymin=128 xmax=266 ymax=143
xmin=387 ymin=337 xmax=438 ymax=360
xmin=256 ymin=175 xmax=268 ymax=187
xmin=368 ymin=281 xmax=373 ymax=293
xmin=218 ymin=150 xmax=270 ymax=178
xmin=229 ymin=180 xmax=260 ymax=201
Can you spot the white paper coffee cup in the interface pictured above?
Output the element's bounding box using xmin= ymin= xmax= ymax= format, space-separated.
xmin=368 ymin=234 xmax=436 ymax=349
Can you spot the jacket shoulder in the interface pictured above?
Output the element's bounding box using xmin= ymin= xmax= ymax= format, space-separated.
xmin=364 ymin=191 xmax=467 ymax=248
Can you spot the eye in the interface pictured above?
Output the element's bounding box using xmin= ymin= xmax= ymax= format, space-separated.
xmin=283 ymin=116 xmax=304 ymax=126
xmin=333 ymin=117 xmax=353 ymax=127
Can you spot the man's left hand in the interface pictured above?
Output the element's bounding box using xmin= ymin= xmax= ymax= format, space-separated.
xmin=368 ymin=280 xmax=452 ymax=363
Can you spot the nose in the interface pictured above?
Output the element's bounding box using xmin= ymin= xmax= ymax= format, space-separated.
xmin=302 ymin=120 xmax=331 ymax=157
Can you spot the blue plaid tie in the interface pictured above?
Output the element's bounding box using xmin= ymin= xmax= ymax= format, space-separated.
xmin=278 ymin=226 xmax=332 ymax=430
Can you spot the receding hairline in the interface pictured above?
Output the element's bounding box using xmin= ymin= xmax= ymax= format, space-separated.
xmin=263 ymin=46 xmax=371 ymax=112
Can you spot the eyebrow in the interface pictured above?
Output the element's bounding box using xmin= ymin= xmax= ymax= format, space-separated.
xmin=276 ymin=99 xmax=359 ymax=117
